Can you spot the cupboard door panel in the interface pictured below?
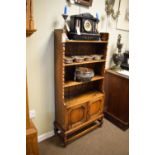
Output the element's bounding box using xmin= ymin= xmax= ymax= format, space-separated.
xmin=88 ymin=97 xmax=104 ymax=119
xmin=67 ymin=103 xmax=87 ymax=129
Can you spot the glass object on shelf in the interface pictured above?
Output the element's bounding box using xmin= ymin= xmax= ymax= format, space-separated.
xmin=74 ymin=67 xmax=95 ymax=82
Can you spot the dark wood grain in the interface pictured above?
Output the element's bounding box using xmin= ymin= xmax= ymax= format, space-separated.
xmin=104 ymin=70 xmax=129 ymax=130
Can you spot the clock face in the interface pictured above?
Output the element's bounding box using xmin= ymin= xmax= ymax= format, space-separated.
xmin=84 ymin=20 xmax=92 ymax=32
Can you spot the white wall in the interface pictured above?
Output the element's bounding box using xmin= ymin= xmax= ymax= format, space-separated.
xmin=26 ymin=0 xmax=129 ymax=136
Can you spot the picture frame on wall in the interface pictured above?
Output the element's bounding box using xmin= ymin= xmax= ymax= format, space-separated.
xmin=116 ymin=0 xmax=129 ymax=31
xmin=69 ymin=0 xmax=93 ymax=7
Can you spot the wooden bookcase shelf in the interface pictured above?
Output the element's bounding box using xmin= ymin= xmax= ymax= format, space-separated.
xmin=64 ymin=59 xmax=106 ymax=67
xmin=65 ymin=40 xmax=108 ymax=43
xmin=64 ymin=75 xmax=104 ymax=88
xmin=54 ymin=29 xmax=108 ymax=146
xmin=65 ymin=91 xmax=104 ymax=107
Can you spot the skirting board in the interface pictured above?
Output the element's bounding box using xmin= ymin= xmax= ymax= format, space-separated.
xmin=38 ymin=130 xmax=54 ymax=143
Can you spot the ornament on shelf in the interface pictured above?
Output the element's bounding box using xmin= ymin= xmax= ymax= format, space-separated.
xmin=96 ymin=12 xmax=99 ymax=33
xmin=112 ymin=34 xmax=124 ymax=68
xmin=62 ymin=6 xmax=70 ymax=42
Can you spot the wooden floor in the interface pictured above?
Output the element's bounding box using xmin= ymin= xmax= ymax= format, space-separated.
xmin=39 ymin=119 xmax=129 ymax=155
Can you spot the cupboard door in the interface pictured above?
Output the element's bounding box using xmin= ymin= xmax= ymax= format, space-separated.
xmin=88 ymin=97 xmax=104 ymax=120
xmin=67 ymin=103 xmax=87 ymax=129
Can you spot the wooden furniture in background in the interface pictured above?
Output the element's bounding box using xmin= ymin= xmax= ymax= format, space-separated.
xmin=54 ymin=29 xmax=108 ymax=146
xmin=104 ymin=69 xmax=129 ymax=130
xmin=26 ymin=81 xmax=30 ymax=129
xmin=26 ymin=0 xmax=38 ymax=153
xmin=26 ymin=0 xmax=36 ymax=37
xmin=26 ymin=79 xmax=39 ymax=155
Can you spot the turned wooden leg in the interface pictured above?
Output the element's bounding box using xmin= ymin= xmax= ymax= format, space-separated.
xmin=63 ymin=142 xmax=66 ymax=147
xmin=54 ymin=121 xmax=59 ymax=135
xmin=54 ymin=127 xmax=58 ymax=135
xmin=63 ymin=134 xmax=67 ymax=147
xmin=99 ymin=118 xmax=103 ymax=127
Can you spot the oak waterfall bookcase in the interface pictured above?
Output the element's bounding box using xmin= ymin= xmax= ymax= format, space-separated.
xmin=54 ymin=29 xmax=108 ymax=146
